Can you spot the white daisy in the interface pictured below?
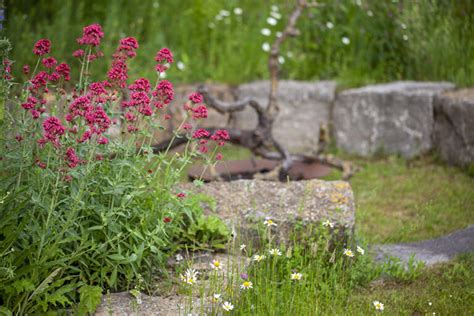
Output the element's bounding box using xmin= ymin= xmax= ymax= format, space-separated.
xmin=343 ymin=248 xmax=354 ymax=258
xmin=180 ymin=268 xmax=198 ymax=285
xmin=222 ymin=301 xmax=234 ymax=311
xmin=322 ymin=220 xmax=335 ymax=228
xmin=291 ymin=272 xmax=303 ymax=280
xmin=262 ymin=42 xmax=271 ymax=52
xmin=240 ymin=244 xmax=246 ymax=251
xmin=210 ymin=259 xmax=223 ymax=271
xmin=261 ymin=28 xmax=271 ymax=36
xmin=175 ymin=254 xmax=183 ymax=262
xmin=373 ymin=300 xmax=384 ymax=311
xmin=240 ymin=281 xmax=253 ymax=290
xmin=269 ymin=248 xmax=282 ymax=256
xmin=342 ymin=37 xmax=350 ymax=45
xmin=213 ymin=293 xmax=221 ymax=302
xmin=267 ymin=17 xmax=278 ymax=26
xmin=253 ymin=254 xmax=266 ymax=262
xmin=263 ymin=218 xmax=277 ymax=227
xmin=357 ymin=246 xmax=365 ymax=255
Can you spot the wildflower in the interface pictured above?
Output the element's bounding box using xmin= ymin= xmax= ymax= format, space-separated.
xmin=107 ymin=60 xmax=128 ymax=88
xmin=55 ymin=63 xmax=71 ymax=81
xmin=176 ymin=61 xmax=185 ymax=70
xmin=342 ymin=37 xmax=350 ymax=45
xmin=33 ymin=39 xmax=51 ymax=56
xmin=403 ymin=34 xmax=408 ymax=41
xmin=72 ymin=49 xmax=85 ymax=58
xmin=367 ymin=10 xmax=373 ymax=17
xmin=278 ymin=56 xmax=285 ymax=64
xmin=263 ymin=218 xmax=277 ymax=227
xmin=262 ymin=42 xmax=271 ymax=52
xmin=373 ymin=300 xmax=384 ymax=311
xmin=192 ymin=104 xmax=208 ymax=119
xmin=216 ymin=153 xmax=223 ymax=161
xmin=269 ymin=248 xmax=282 ymax=256
xmin=322 ymin=220 xmax=334 ymax=228
xmin=42 ymin=57 xmax=57 ymax=68
xmin=343 ymin=248 xmax=354 ymax=258
xmin=240 ymin=281 xmax=253 ymax=290
xmin=234 ymin=7 xmax=243 ymax=15
xmin=192 ymin=128 xmax=210 ymax=139
xmin=176 ymin=192 xmax=186 ymax=198
xmin=77 ymin=24 xmax=104 ymax=46
xmin=188 ymin=92 xmax=203 ymax=104
xmin=213 ymin=293 xmax=221 ymax=302
xmin=153 ymin=80 xmax=174 ymax=105
xmin=240 ymin=273 xmax=248 ymax=280
xmin=180 ymin=268 xmax=198 ymax=285
xmin=222 ymin=301 xmax=234 ymax=312
xmin=261 ymin=28 xmax=271 ymax=36
xmin=253 ymin=254 xmax=266 ymax=262
xmin=164 ymin=114 xmax=171 ymax=120
xmin=210 ymin=129 xmax=230 ymax=145
xmin=65 ymin=147 xmax=80 ymax=168
xmin=326 ymin=21 xmax=334 ymax=29
xmin=267 ymin=17 xmax=277 ymax=26
xmin=290 ymin=272 xmax=303 ymax=281
xmin=175 ymin=254 xmax=184 ymax=262
xmin=118 ymin=37 xmax=139 ymax=58
xmin=219 ymin=10 xmax=230 ymax=17
xmin=22 ymin=65 xmax=29 ymax=75
xmin=163 ymin=217 xmax=172 ymax=223
xmin=240 ymin=244 xmax=246 ymax=251
xmin=97 ymin=136 xmax=109 ymax=145
xmin=428 ymin=302 xmax=432 ymax=306
xmin=210 ymin=259 xmax=223 ymax=271
xmin=271 ymin=5 xmax=279 ymax=12
xmin=155 ymin=48 xmax=174 ymax=64
xmin=356 ymin=246 xmax=365 ymax=255
xmin=276 ymin=31 xmax=282 ymax=38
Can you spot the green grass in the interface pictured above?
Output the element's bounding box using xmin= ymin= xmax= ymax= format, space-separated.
xmin=5 ymin=0 xmax=474 ymax=87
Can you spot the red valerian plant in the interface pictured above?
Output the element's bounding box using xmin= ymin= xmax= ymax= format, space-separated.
xmin=0 ymin=24 xmax=229 ymax=314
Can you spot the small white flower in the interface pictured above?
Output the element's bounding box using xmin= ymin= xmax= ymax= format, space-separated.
xmin=253 ymin=254 xmax=266 ymax=262
xmin=368 ymin=10 xmax=373 ymax=17
xmin=326 ymin=21 xmax=334 ymax=29
xmin=428 ymin=302 xmax=432 ymax=306
xmin=271 ymin=5 xmax=279 ymax=12
xmin=286 ymin=51 xmax=293 ymax=58
xmin=267 ymin=17 xmax=278 ymax=26
xmin=357 ymin=246 xmax=365 ymax=255
xmin=262 ymin=42 xmax=271 ymax=52
xmin=263 ymin=218 xmax=277 ymax=227
xmin=213 ymin=293 xmax=221 ymax=302
xmin=240 ymin=281 xmax=253 ymax=290
xmin=234 ymin=7 xmax=243 ymax=15
xmin=342 ymin=37 xmax=350 ymax=45
xmin=401 ymin=23 xmax=407 ymax=29
xmin=403 ymin=34 xmax=408 ymax=41
xmin=222 ymin=301 xmax=234 ymax=311
xmin=291 ymin=272 xmax=303 ymax=280
xmin=276 ymin=31 xmax=282 ymax=38
xmin=215 ymin=14 xmax=223 ymax=21
xmin=270 ymin=11 xmax=282 ymax=20
xmin=176 ymin=61 xmax=185 ymax=71
xmin=278 ymin=56 xmax=285 ymax=64
xmin=269 ymin=248 xmax=282 ymax=256
xmin=180 ymin=268 xmax=198 ymax=285
xmin=373 ymin=300 xmax=384 ymax=311
xmin=160 ymin=71 xmax=167 ymax=78
xmin=343 ymin=248 xmax=354 ymax=257
xmin=210 ymin=259 xmax=223 ymax=270
xmin=208 ymin=22 xmax=215 ymax=29
xmin=322 ymin=220 xmax=335 ymax=228
xmin=240 ymin=244 xmax=246 ymax=251
xmin=261 ymin=28 xmax=271 ymax=36
xmin=355 ymin=0 xmax=362 ymax=6
xmin=219 ymin=10 xmax=230 ymax=17
xmin=175 ymin=254 xmax=184 ymax=262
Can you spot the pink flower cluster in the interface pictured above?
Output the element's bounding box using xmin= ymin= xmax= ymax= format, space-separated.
xmin=107 ymin=36 xmax=139 ymax=88
xmin=39 ymin=116 xmax=66 ymax=148
xmin=191 ymin=128 xmax=230 ymax=153
xmin=155 ymin=48 xmax=173 ymax=73
xmin=33 ymin=39 xmax=51 ymax=56
xmin=183 ymin=92 xmax=208 ymax=119
xmin=77 ymin=24 xmax=104 ymax=46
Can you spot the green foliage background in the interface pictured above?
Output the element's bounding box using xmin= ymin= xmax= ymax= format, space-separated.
xmin=4 ymin=0 xmax=474 ymax=87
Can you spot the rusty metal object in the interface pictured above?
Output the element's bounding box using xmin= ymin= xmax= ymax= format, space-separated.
xmin=188 ymin=159 xmax=332 ymax=182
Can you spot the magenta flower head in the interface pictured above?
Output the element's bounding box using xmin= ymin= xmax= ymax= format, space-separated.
xmin=77 ymin=24 xmax=104 ymax=46
xmin=188 ymin=92 xmax=203 ymax=104
xmin=42 ymin=57 xmax=57 ymax=68
xmin=33 ymin=39 xmax=51 ymax=56
xmin=155 ymin=48 xmax=174 ymax=64
xmin=240 ymin=273 xmax=248 ymax=280
xmin=118 ymin=37 xmax=139 ymax=58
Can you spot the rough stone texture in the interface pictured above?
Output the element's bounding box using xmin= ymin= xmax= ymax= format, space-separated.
xmin=333 ymin=81 xmax=455 ymax=158
xmin=434 ymin=89 xmax=474 ymax=167
xmin=234 ymin=80 xmax=337 ymax=153
xmin=374 ymin=225 xmax=474 ymax=267
xmin=179 ymin=179 xmax=355 ymax=243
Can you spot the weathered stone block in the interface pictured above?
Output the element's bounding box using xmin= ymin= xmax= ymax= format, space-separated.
xmin=333 ymin=81 xmax=454 ymax=158
xmin=234 ymin=80 xmax=337 ymax=153
xmin=434 ymin=89 xmax=474 ymax=167
xmin=179 ymin=179 xmax=355 ymax=243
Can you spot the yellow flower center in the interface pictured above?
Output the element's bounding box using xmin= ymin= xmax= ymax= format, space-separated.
xmin=243 ymin=281 xmax=251 ymax=287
